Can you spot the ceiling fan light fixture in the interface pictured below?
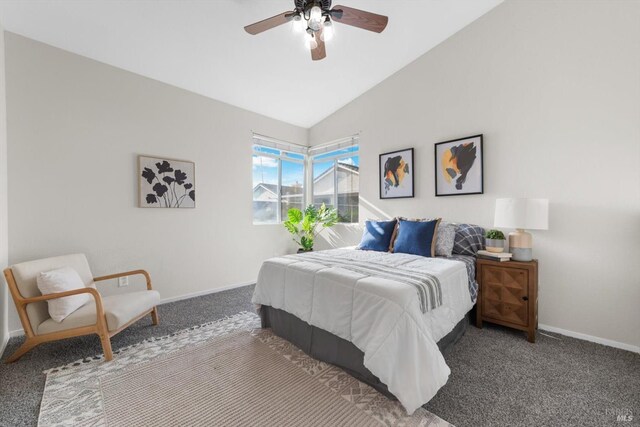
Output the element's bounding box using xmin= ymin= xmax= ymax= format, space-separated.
xmin=308 ymin=21 xmax=321 ymax=31
xmin=305 ymin=32 xmax=318 ymax=50
xmin=292 ymin=14 xmax=306 ymax=32
xmin=244 ymin=1 xmax=389 ymax=60
xmin=321 ymin=27 xmax=333 ymax=42
xmin=321 ymin=17 xmax=334 ymax=41
xmin=309 ymin=5 xmax=322 ymax=22
xmin=307 ymin=5 xmax=323 ymax=31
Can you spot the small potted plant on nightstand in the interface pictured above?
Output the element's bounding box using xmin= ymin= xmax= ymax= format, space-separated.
xmin=484 ymin=229 xmax=506 ymax=253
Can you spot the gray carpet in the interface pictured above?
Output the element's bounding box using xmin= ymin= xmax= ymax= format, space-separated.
xmin=1 ymin=284 xmax=638 ymax=427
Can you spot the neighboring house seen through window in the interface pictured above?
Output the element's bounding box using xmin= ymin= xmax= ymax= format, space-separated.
xmin=312 ymin=146 xmax=359 ymax=223
xmin=252 ymin=145 xmax=304 ymax=224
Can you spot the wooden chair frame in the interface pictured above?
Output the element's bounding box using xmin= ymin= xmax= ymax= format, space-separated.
xmin=3 ymin=268 xmax=159 ymax=363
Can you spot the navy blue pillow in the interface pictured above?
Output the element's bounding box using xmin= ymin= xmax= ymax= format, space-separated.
xmin=358 ymin=220 xmax=397 ymax=252
xmin=392 ymin=219 xmax=440 ymax=257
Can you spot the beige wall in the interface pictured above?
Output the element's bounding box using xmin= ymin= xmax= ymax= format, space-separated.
xmin=5 ymin=33 xmax=307 ymax=333
xmin=310 ymin=1 xmax=640 ymax=349
xmin=0 ymin=23 xmax=8 ymax=353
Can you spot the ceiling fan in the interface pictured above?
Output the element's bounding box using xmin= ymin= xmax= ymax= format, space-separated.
xmin=244 ymin=0 xmax=388 ymax=61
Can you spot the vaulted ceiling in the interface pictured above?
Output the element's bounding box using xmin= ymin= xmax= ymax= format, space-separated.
xmin=0 ymin=0 xmax=502 ymax=127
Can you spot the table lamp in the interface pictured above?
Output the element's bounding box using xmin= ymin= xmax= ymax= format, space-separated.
xmin=494 ymin=198 xmax=549 ymax=261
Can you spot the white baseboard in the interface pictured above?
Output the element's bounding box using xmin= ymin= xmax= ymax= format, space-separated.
xmin=158 ymin=281 xmax=255 ymax=305
xmin=7 ymin=281 xmax=256 ymax=338
xmin=0 ymin=333 xmax=8 ymax=358
xmin=538 ymin=324 xmax=639 ymax=354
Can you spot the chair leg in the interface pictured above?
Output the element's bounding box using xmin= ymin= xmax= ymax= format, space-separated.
xmin=100 ymin=334 xmax=113 ymax=361
xmin=151 ymin=307 xmax=159 ymax=326
xmin=4 ymin=338 xmax=38 ymax=363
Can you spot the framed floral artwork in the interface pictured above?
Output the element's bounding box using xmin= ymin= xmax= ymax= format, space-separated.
xmin=379 ymin=148 xmax=414 ymax=199
xmin=138 ymin=155 xmax=196 ymax=208
xmin=434 ymin=134 xmax=483 ymax=196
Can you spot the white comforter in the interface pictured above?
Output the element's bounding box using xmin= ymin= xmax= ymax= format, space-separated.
xmin=251 ymin=248 xmax=473 ymax=414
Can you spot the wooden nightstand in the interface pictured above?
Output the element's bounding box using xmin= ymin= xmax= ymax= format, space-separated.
xmin=476 ymin=258 xmax=538 ymax=343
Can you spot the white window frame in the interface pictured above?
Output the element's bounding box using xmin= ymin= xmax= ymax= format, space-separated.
xmin=252 ymin=144 xmax=306 ymax=224
xmin=311 ymin=142 xmax=360 ymax=224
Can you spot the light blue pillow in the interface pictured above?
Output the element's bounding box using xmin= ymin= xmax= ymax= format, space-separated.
xmin=358 ymin=220 xmax=397 ymax=252
xmin=392 ymin=219 xmax=440 ymax=257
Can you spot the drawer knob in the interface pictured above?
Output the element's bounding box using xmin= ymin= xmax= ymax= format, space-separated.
xmin=522 ymin=296 xmax=529 ymax=301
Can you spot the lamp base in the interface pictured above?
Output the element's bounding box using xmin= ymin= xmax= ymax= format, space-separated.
xmin=509 ymin=229 xmax=533 ymax=262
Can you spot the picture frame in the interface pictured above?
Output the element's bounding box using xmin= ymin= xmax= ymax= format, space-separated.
xmin=434 ymin=134 xmax=483 ymax=197
xmin=379 ymin=148 xmax=414 ymax=199
xmin=138 ymin=155 xmax=196 ymax=208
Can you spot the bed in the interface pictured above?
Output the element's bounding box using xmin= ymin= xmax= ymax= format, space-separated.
xmin=251 ymin=247 xmax=477 ymax=414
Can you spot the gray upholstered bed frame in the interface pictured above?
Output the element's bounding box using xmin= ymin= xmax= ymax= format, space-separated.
xmin=259 ymin=305 xmax=470 ymax=399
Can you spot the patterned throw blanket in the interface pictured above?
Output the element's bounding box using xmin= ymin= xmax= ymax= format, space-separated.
xmin=289 ymin=251 xmax=443 ymax=313
xmin=443 ymin=254 xmax=478 ymax=303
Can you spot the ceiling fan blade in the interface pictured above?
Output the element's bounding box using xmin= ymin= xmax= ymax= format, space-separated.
xmin=244 ymin=12 xmax=294 ymax=35
xmin=330 ymin=5 xmax=388 ymax=33
xmin=311 ymin=28 xmax=327 ymax=61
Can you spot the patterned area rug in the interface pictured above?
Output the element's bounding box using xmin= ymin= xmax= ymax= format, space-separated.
xmin=38 ymin=312 xmax=452 ymax=427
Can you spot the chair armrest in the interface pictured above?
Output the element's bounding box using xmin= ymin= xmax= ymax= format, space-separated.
xmin=22 ymin=287 xmax=102 ymax=304
xmin=93 ymin=269 xmax=153 ymax=290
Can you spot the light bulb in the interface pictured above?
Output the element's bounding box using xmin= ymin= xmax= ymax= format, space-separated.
xmin=292 ymin=14 xmax=305 ymax=33
xmin=308 ymin=5 xmax=322 ymax=31
xmin=305 ymin=32 xmax=318 ymax=50
xmin=321 ymin=19 xmax=333 ymax=41
xmin=310 ymin=6 xmax=322 ymax=22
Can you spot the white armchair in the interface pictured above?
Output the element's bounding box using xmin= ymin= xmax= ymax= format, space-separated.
xmin=3 ymin=254 xmax=160 ymax=363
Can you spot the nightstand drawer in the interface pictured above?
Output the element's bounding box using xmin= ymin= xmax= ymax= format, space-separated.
xmin=481 ymin=266 xmax=529 ymax=327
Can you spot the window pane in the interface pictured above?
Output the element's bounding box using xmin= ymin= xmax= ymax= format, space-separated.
xmin=281 ymin=160 xmax=304 ymax=220
xmin=313 ymin=161 xmax=335 ymax=209
xmin=252 ymin=155 xmax=278 ymax=224
xmin=337 ymin=156 xmax=359 ymax=223
xmin=311 ymin=147 xmax=359 ymax=224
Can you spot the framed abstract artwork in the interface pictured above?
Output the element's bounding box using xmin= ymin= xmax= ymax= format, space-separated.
xmin=434 ymin=134 xmax=483 ymax=196
xmin=138 ymin=155 xmax=196 ymax=208
xmin=379 ymin=148 xmax=414 ymax=199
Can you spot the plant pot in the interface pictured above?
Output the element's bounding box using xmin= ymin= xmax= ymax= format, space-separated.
xmin=297 ymin=248 xmax=313 ymax=254
xmin=485 ymin=238 xmax=505 ymax=253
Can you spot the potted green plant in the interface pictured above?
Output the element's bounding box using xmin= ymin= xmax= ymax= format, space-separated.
xmin=484 ymin=229 xmax=506 ymax=253
xmin=283 ymin=203 xmax=338 ymax=253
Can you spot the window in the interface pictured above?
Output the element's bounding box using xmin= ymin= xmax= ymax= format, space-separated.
xmin=252 ymin=136 xmax=358 ymax=224
xmin=312 ymin=145 xmax=359 ymax=223
xmin=252 ymin=144 xmax=305 ymax=224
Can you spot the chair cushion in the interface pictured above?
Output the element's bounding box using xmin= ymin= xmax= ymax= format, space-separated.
xmin=37 ymin=290 xmax=160 ymax=335
xmin=11 ymin=254 xmax=95 ymax=334
xmin=37 ymin=267 xmax=92 ymax=322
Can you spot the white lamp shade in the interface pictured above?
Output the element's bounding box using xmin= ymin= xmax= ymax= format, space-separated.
xmin=494 ymin=198 xmax=549 ymax=230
